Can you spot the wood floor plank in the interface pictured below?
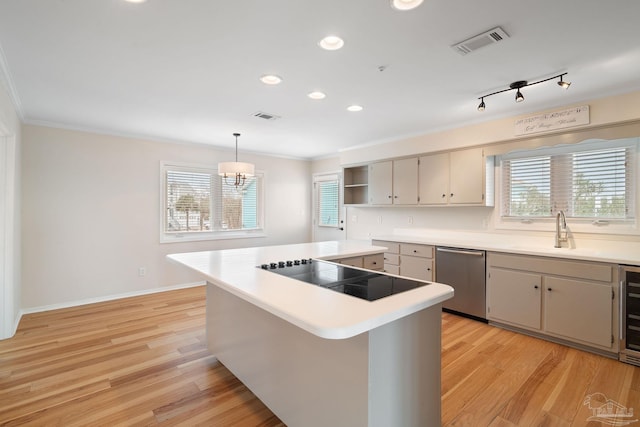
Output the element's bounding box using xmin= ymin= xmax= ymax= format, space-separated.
xmin=1 ymin=288 xmax=639 ymax=426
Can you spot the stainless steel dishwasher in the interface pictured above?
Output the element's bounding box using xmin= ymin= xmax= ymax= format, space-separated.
xmin=435 ymin=247 xmax=486 ymax=321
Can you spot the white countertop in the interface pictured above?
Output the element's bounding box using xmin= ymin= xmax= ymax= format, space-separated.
xmin=167 ymin=240 xmax=454 ymax=340
xmin=372 ymin=229 xmax=640 ymax=265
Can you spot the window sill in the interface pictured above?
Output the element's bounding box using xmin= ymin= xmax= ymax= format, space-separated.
xmin=496 ymin=218 xmax=638 ymax=235
xmin=161 ymin=230 xmax=267 ymax=244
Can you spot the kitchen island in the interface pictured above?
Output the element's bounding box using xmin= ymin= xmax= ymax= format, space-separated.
xmin=168 ymin=240 xmax=454 ymax=427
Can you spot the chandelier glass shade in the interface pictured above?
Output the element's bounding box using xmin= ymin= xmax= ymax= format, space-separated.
xmin=218 ymin=133 xmax=254 ymax=188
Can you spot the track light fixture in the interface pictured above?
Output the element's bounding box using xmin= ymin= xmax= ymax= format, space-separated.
xmin=477 ymin=73 xmax=570 ymax=111
xmin=557 ymin=74 xmax=571 ymax=89
xmin=477 ymin=97 xmax=485 ymax=112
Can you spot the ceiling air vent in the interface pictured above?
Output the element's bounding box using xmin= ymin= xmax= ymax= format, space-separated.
xmin=451 ymin=27 xmax=509 ymax=55
xmin=253 ymin=111 xmax=280 ymax=121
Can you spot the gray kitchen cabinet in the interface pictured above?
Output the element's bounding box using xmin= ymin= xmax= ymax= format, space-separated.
xmin=418 ymin=152 xmax=449 ymax=205
xmin=369 ymin=158 xmax=419 ymax=205
xmin=544 ymin=276 xmax=613 ymax=348
xmin=487 ymin=268 xmax=542 ymax=330
xmin=372 ymin=240 xmax=400 ymax=274
xmin=399 ymin=243 xmax=434 ymax=281
xmin=372 ymin=240 xmax=434 ymax=280
xmin=419 ymin=147 xmax=493 ymax=206
xmin=369 ymin=161 xmax=393 ymax=205
xmin=487 ymin=252 xmax=618 ymax=354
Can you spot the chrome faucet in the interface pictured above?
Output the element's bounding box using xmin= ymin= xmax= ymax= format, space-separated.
xmin=554 ymin=210 xmax=568 ymax=248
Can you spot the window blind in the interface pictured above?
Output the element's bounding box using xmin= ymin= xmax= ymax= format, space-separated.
xmin=502 ymin=155 xmax=551 ymax=217
xmin=318 ymin=180 xmax=339 ymax=227
xmin=166 ymin=170 xmax=211 ymax=232
xmin=501 ymin=138 xmax=636 ymax=220
xmin=164 ymin=164 xmax=263 ymax=235
xmin=214 ymin=175 xmax=261 ymax=231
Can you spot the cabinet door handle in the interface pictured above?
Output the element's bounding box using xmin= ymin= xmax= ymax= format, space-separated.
xmin=388 ymin=195 xmax=392 ymax=199
xmin=534 ymin=285 xmax=539 ymax=289
xmin=442 ymin=194 xmax=446 ymax=198
xmin=547 ymin=287 xmax=553 ymax=291
xmin=427 ymin=267 xmax=431 ymax=271
xmin=372 ymin=261 xmax=377 ymax=265
xmin=394 ymin=195 xmax=398 ymax=198
xmin=450 ymin=193 xmax=454 ymax=198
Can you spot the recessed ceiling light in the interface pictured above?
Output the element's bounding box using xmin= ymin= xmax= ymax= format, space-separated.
xmin=319 ymin=35 xmax=345 ymax=51
xmin=260 ymin=74 xmax=283 ymax=85
xmin=390 ymin=0 xmax=424 ymax=11
xmin=124 ymin=0 xmax=148 ymax=3
xmin=308 ymin=91 xmax=326 ymax=100
xmin=347 ymin=105 xmax=363 ymax=112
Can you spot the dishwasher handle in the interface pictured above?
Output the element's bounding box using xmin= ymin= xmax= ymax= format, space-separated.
xmin=436 ymin=247 xmax=485 ymax=257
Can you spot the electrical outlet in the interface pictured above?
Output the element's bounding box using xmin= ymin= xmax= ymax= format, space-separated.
xmin=407 ymin=216 xmax=413 ymax=225
xmin=377 ymin=216 xmax=382 ymax=224
xmin=352 ymin=215 xmax=358 ymax=223
xmin=138 ymin=267 xmax=146 ymax=277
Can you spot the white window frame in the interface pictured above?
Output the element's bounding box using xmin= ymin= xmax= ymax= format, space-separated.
xmin=160 ymin=161 xmax=266 ymax=243
xmin=496 ymin=138 xmax=638 ymax=235
xmin=315 ymin=174 xmax=340 ymax=228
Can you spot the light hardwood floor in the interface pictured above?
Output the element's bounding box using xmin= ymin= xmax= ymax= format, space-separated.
xmin=1 ymin=286 xmax=638 ymax=426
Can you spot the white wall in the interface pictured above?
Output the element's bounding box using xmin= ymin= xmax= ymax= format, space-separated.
xmin=337 ymin=90 xmax=640 ymax=243
xmin=0 ymin=82 xmax=21 ymax=338
xmin=340 ymin=90 xmax=640 ymax=165
xmin=21 ymin=125 xmax=311 ymax=310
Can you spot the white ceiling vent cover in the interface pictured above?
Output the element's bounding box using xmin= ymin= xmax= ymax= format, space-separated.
xmin=452 ymin=27 xmax=509 ymax=55
xmin=253 ymin=111 xmax=281 ymax=121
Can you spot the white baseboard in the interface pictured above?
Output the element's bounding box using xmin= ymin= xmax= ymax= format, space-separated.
xmin=19 ymin=281 xmax=206 ymax=316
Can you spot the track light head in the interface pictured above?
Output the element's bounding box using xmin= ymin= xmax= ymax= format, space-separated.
xmin=477 ymin=98 xmax=485 ymax=111
xmin=557 ymin=75 xmax=571 ymax=89
xmin=510 ymin=81 xmax=526 ymax=103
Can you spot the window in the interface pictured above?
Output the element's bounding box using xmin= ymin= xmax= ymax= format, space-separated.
xmin=317 ymin=179 xmax=339 ymax=227
xmin=500 ymin=138 xmax=636 ymax=221
xmin=161 ymin=162 xmax=264 ymax=242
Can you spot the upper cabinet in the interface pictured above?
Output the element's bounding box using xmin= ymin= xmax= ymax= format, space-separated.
xmin=417 ymin=152 xmax=449 ymax=205
xmin=343 ymin=146 xmax=494 ymax=207
xmin=369 ymin=158 xmax=418 ymax=205
xmin=343 ymin=165 xmax=369 ymax=205
xmin=419 ymin=147 xmax=494 ymax=206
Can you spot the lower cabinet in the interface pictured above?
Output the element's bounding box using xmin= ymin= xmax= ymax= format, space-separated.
xmin=487 ymin=252 xmax=618 ymax=353
xmin=372 ymin=240 xmax=434 ymax=281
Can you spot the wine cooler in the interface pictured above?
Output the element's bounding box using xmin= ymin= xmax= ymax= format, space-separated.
xmin=620 ymin=265 xmax=640 ymax=366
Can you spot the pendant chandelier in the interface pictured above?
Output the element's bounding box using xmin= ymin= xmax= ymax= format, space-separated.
xmin=218 ymin=133 xmax=255 ymax=188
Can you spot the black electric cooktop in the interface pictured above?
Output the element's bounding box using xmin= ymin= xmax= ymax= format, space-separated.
xmin=258 ymin=259 xmax=428 ymax=301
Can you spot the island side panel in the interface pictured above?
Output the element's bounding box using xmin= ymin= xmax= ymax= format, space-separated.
xmin=206 ymin=283 xmax=370 ymax=427
xmin=368 ymin=304 xmax=442 ymax=426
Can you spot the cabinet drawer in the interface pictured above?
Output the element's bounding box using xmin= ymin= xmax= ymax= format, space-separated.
xmin=363 ymin=253 xmax=384 ymax=270
xmin=372 ymin=240 xmax=400 ymax=254
xmin=400 ymin=243 xmax=434 ymax=258
xmin=400 ymin=256 xmax=434 ymax=281
xmin=383 ymin=253 xmax=400 ymax=265
xmin=339 ymin=256 xmax=363 ymax=268
xmin=384 ymin=264 xmax=400 ymax=275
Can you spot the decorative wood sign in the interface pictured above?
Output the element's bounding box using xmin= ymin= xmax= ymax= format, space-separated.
xmin=514 ymin=105 xmax=590 ymax=136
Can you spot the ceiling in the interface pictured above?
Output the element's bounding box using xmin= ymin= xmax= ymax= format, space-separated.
xmin=1 ymin=1 xmax=640 ymax=160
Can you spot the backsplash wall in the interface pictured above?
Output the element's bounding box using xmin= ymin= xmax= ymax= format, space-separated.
xmin=345 ymin=206 xmax=494 ymax=240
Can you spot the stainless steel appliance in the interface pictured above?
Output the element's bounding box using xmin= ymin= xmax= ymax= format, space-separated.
xmin=620 ymin=265 xmax=640 ymax=366
xmin=435 ymin=247 xmax=486 ymax=321
xmin=259 ymin=259 xmax=429 ymax=302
